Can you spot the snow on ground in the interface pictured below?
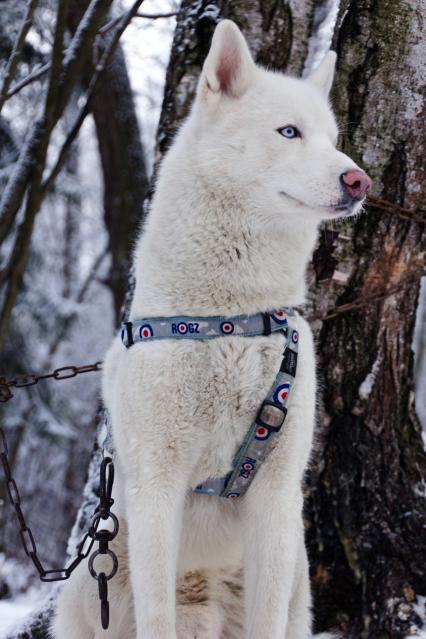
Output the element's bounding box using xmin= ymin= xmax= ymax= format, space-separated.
xmin=0 ymin=597 xmax=37 ymax=637
xmin=0 ymin=555 xmax=52 ymax=637
xmin=0 ymin=587 xmax=51 ymax=638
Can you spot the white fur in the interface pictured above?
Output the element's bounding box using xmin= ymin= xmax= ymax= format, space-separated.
xmin=52 ymin=19 xmax=366 ymax=639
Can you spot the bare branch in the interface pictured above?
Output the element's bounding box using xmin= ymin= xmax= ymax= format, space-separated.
xmin=0 ymin=0 xmax=39 ymax=114
xmin=136 ymin=11 xmax=178 ymax=19
xmin=0 ymin=0 xmax=148 ymax=349
xmin=5 ymin=62 xmax=50 ymax=100
xmin=0 ymin=0 xmax=70 ymax=249
xmin=1 ymin=5 xmax=171 ymax=105
xmin=0 ymin=182 xmax=42 ymax=346
xmin=55 ymin=0 xmax=115 ymax=119
xmin=99 ymin=10 xmax=177 ymax=35
xmin=307 ymin=269 xmax=424 ymax=323
xmin=367 ymin=195 xmax=426 ymax=225
xmin=0 ymin=0 xmax=71 ymax=346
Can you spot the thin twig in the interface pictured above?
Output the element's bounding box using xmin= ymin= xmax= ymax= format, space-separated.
xmin=98 ymin=10 xmax=177 ymax=34
xmin=0 ymin=0 xmax=39 ymax=114
xmin=136 ymin=11 xmax=178 ymax=19
xmin=5 ymin=63 xmax=50 ymax=100
xmin=307 ymin=273 xmax=423 ymax=323
xmin=367 ymin=195 xmax=426 ymax=225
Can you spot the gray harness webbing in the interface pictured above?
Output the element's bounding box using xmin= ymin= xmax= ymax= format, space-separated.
xmin=112 ymin=308 xmax=299 ymax=500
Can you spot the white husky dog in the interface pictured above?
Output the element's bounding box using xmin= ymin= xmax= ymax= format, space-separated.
xmin=53 ymin=20 xmax=371 ymax=639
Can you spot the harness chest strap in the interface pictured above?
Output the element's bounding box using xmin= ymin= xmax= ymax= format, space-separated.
xmin=106 ymin=308 xmax=299 ymax=500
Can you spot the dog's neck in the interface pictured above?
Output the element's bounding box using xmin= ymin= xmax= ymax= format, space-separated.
xmin=130 ymin=140 xmax=319 ymax=320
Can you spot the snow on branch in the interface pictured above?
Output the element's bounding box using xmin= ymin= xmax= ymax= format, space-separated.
xmin=0 ymin=0 xmax=39 ymax=115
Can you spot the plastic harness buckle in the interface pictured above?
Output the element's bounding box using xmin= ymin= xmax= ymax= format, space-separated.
xmin=124 ymin=322 xmax=133 ymax=347
xmin=256 ymin=400 xmax=287 ymax=432
xmin=262 ymin=313 xmax=272 ymax=336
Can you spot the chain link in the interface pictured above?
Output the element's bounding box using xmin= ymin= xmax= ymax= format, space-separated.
xmin=0 ymin=361 xmax=103 ymax=402
xmin=0 ymin=359 xmax=118 ymax=629
xmin=0 ymin=421 xmax=101 ymax=576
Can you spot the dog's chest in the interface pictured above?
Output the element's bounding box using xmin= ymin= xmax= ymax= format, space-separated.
xmin=109 ymin=331 xmax=292 ymax=490
xmin=187 ymin=333 xmax=284 ymax=487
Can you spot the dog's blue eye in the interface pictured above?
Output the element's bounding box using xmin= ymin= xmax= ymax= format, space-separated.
xmin=277 ymin=126 xmax=300 ymax=139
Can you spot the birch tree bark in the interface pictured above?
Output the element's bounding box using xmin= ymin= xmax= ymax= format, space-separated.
xmin=68 ymin=1 xmax=149 ymax=325
xmin=305 ymin=2 xmax=426 ymax=636
xmin=157 ymin=2 xmax=426 ymax=637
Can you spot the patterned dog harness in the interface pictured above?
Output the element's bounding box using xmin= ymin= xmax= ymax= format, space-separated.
xmin=116 ymin=308 xmax=299 ymax=500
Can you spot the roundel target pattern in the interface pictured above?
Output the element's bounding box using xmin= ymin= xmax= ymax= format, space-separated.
xmin=139 ymin=324 xmax=154 ymax=339
xmin=220 ymin=321 xmax=235 ymax=334
xmin=254 ymin=425 xmax=270 ymax=441
xmin=274 ymin=383 xmax=291 ymax=405
xmin=271 ymin=310 xmax=288 ymax=325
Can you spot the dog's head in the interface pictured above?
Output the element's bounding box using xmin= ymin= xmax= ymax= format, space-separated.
xmin=191 ymin=20 xmax=371 ymax=225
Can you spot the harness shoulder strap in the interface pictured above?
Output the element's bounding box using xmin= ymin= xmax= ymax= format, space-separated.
xmin=195 ymin=322 xmax=299 ymax=499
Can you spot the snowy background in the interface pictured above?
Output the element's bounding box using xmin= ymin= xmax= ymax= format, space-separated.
xmin=0 ymin=0 xmax=178 ymax=634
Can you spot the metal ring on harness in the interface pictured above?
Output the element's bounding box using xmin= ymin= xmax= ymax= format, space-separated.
xmin=91 ymin=511 xmax=119 ymax=539
xmin=88 ymin=548 xmax=118 ymax=581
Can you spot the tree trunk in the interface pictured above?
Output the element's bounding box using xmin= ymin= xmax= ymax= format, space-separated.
xmin=305 ymin=1 xmax=426 ymax=636
xmin=157 ymin=2 xmax=426 ymax=637
xmin=89 ymin=38 xmax=149 ymax=325
xmin=68 ymin=1 xmax=149 ymax=326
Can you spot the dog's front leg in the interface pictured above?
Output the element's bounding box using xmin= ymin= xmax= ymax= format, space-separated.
xmin=124 ymin=454 xmax=191 ymax=639
xmin=241 ymin=483 xmax=304 ymax=639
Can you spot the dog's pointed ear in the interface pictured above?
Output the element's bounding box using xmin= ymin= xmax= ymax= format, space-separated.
xmin=198 ymin=20 xmax=255 ymax=100
xmin=306 ymin=51 xmax=337 ymax=97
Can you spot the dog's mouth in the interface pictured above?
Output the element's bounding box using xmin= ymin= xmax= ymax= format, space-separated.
xmin=279 ymin=191 xmax=360 ymax=216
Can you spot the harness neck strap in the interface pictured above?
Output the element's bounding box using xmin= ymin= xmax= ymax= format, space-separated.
xmin=121 ymin=309 xmax=294 ymax=348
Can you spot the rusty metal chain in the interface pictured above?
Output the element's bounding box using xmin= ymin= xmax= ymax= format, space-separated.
xmin=0 ymin=424 xmax=97 ymax=579
xmin=0 ymin=361 xmax=103 ymax=402
xmin=0 ymin=359 xmax=118 ymax=629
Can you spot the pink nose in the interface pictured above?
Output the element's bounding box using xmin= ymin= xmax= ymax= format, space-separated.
xmin=340 ymin=169 xmax=372 ymax=200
